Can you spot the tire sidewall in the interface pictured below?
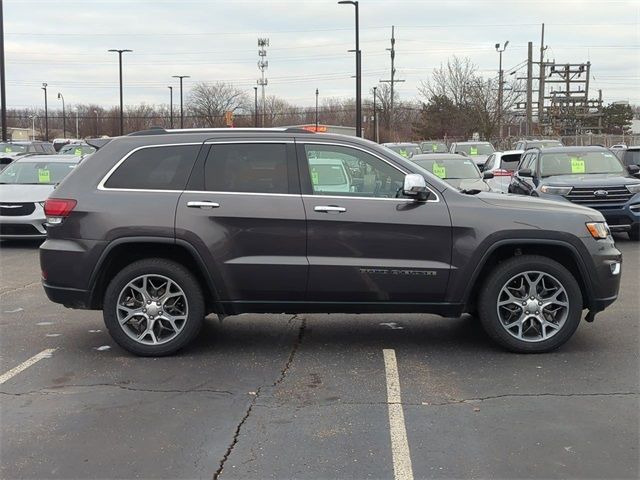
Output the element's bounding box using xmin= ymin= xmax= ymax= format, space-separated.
xmin=479 ymin=256 xmax=583 ymax=353
xmin=103 ymin=259 xmax=204 ymax=356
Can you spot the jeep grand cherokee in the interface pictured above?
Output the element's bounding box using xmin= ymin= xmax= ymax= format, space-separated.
xmin=40 ymin=128 xmax=622 ymax=356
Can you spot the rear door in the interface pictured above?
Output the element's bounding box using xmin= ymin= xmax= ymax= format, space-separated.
xmin=298 ymin=141 xmax=452 ymax=303
xmin=176 ymin=139 xmax=307 ymax=302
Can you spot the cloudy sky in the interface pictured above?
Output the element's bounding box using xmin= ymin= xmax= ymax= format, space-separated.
xmin=4 ymin=0 xmax=639 ymax=110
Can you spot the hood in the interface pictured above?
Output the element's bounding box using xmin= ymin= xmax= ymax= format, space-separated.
xmin=543 ymin=173 xmax=639 ymax=187
xmin=0 ymin=184 xmax=56 ymax=203
xmin=446 ymin=178 xmax=491 ymax=192
xmin=476 ymin=191 xmax=601 ymax=219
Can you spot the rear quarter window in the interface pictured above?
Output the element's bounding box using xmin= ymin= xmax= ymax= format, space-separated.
xmin=104 ymin=144 xmax=200 ymax=190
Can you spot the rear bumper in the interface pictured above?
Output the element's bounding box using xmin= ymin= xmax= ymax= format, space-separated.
xmin=42 ymin=282 xmax=92 ymax=309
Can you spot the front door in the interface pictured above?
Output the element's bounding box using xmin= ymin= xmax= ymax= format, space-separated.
xmin=176 ymin=140 xmax=307 ymax=302
xmin=298 ymin=142 xmax=452 ymax=304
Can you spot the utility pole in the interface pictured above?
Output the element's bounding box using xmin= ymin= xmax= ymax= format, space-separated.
xmin=598 ymin=89 xmax=603 ymax=132
xmin=380 ymin=26 xmax=404 ymax=139
xmin=168 ymin=86 xmax=173 ymax=128
xmin=253 ymin=86 xmax=258 ymax=128
xmin=41 ymin=82 xmax=48 ymax=141
xmin=373 ymin=86 xmax=379 ymax=143
xmin=257 ymin=38 xmax=269 ymax=128
xmin=537 ymin=23 xmax=547 ymax=133
xmin=108 ymin=49 xmax=132 ymax=136
xmin=75 ymin=109 xmax=79 ymax=139
xmin=315 ymin=88 xmax=319 ymax=130
xmin=495 ymin=41 xmax=509 ymax=140
xmin=338 ymin=1 xmax=361 ymax=137
xmin=526 ymin=42 xmax=533 ymax=136
xmin=172 ymin=75 xmax=189 ymax=129
xmin=57 ymin=92 xmax=65 ymax=138
xmin=0 ymin=0 xmax=7 ymax=142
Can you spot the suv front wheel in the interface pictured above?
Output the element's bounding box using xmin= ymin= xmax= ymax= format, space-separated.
xmin=103 ymin=258 xmax=205 ymax=356
xmin=478 ymin=255 xmax=582 ymax=353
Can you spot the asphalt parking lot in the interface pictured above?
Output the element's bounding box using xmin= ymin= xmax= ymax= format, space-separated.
xmin=1 ymin=236 xmax=638 ymax=480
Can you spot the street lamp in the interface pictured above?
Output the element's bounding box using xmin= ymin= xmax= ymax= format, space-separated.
xmin=108 ymin=48 xmax=132 ymax=135
xmin=168 ymin=86 xmax=173 ymax=128
xmin=29 ymin=115 xmax=37 ymax=140
xmin=41 ymin=82 xmax=48 ymax=141
xmin=172 ymin=75 xmax=190 ymax=129
xmin=253 ymin=86 xmax=258 ymax=128
xmin=315 ymin=88 xmax=319 ymax=131
xmin=94 ymin=109 xmax=99 ymax=137
xmin=57 ymin=92 xmax=65 ymax=138
xmin=338 ymin=0 xmax=361 ymax=138
xmin=372 ymin=86 xmax=378 ymax=143
xmin=495 ymin=41 xmax=509 ymax=140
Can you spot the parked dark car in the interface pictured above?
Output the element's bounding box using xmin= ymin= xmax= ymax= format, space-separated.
xmin=41 ymin=128 xmax=621 ymax=356
xmin=58 ymin=143 xmax=96 ymax=156
xmin=514 ymin=139 xmax=564 ymax=151
xmin=508 ymin=146 xmax=640 ymax=240
xmin=0 ymin=141 xmax=56 ymax=170
xmin=419 ymin=141 xmax=448 ymax=154
xmin=616 ymin=146 xmax=640 ymax=169
xmin=410 ymin=153 xmax=491 ymax=192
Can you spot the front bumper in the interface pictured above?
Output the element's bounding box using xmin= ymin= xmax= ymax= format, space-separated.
xmin=582 ymin=236 xmax=622 ymax=314
xmin=0 ymin=204 xmax=47 ymax=239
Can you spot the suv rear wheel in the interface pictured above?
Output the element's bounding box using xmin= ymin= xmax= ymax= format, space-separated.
xmin=478 ymin=255 xmax=582 ymax=353
xmin=103 ymin=258 xmax=204 ymax=356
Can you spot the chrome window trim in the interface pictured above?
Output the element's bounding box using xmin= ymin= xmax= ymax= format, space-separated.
xmin=183 ymin=190 xmax=300 ymax=198
xmin=299 ymin=141 xmax=440 ymax=203
xmin=98 ymin=143 xmax=202 ymax=191
xmin=204 ymin=140 xmax=295 ymax=145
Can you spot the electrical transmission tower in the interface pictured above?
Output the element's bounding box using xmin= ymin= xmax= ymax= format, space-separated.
xmin=257 ymin=38 xmax=269 ymax=127
xmin=380 ymin=25 xmax=404 ymax=139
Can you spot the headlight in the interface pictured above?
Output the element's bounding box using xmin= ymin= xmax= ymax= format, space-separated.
xmin=540 ymin=185 xmax=572 ymax=195
xmin=625 ymin=184 xmax=640 ymax=194
xmin=586 ymin=222 xmax=610 ymax=239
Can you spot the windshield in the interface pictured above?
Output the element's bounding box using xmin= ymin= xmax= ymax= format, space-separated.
xmin=527 ymin=140 xmax=563 ymax=149
xmin=413 ymin=158 xmax=480 ymax=179
xmin=1 ymin=143 xmax=27 ymax=153
xmin=454 ymin=143 xmax=494 ymax=155
xmin=59 ymin=144 xmax=96 ymax=155
xmin=386 ymin=145 xmax=422 ymax=158
xmin=0 ymin=161 xmax=77 ymax=185
xmin=420 ymin=142 xmax=448 ymax=153
xmin=540 ymin=151 xmax=624 ymax=177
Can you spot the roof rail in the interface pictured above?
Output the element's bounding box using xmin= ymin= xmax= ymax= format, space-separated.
xmin=127 ymin=127 xmax=314 ymax=136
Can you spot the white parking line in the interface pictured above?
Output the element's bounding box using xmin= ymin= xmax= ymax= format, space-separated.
xmin=383 ymin=348 xmax=414 ymax=480
xmin=0 ymin=349 xmax=56 ymax=385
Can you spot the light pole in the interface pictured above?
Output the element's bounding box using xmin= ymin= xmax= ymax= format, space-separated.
xmin=495 ymin=41 xmax=509 ymax=140
xmin=172 ymin=75 xmax=190 ymax=129
xmin=108 ymin=48 xmax=132 ymax=135
xmin=253 ymin=86 xmax=258 ymax=128
xmin=168 ymin=86 xmax=173 ymax=128
xmin=29 ymin=114 xmax=37 ymax=140
xmin=41 ymin=82 xmax=48 ymax=141
xmin=94 ymin=109 xmax=99 ymax=137
xmin=57 ymin=92 xmax=65 ymax=138
xmin=338 ymin=0 xmax=361 ymax=137
xmin=0 ymin=0 xmax=7 ymax=142
xmin=373 ymin=86 xmax=378 ymax=143
xmin=315 ymin=88 xmax=319 ymax=131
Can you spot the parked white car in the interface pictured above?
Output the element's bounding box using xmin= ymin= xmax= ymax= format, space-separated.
xmin=482 ymin=150 xmax=524 ymax=193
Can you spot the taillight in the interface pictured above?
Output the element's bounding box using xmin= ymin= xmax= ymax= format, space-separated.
xmin=493 ymin=169 xmax=513 ymax=177
xmin=44 ymin=199 xmax=77 ymax=224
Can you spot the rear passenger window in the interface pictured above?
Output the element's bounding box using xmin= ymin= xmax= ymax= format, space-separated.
xmin=105 ymin=145 xmax=199 ymax=190
xmin=204 ymin=143 xmax=288 ymax=194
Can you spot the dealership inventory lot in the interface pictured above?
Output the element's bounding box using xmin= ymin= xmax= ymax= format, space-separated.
xmin=1 ymin=238 xmax=638 ymax=479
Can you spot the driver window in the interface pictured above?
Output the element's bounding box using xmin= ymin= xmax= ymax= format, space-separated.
xmin=303 ymin=144 xmax=405 ymax=198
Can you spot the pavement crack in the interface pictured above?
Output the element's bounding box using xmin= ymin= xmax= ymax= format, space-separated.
xmin=212 ymin=315 xmax=306 ymax=480
xmin=0 ymin=282 xmax=40 ymax=298
xmin=0 ymin=384 xmax=233 ymax=396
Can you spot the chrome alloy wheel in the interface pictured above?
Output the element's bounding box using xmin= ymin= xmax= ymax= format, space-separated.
xmin=496 ymin=271 xmax=569 ymax=342
xmin=116 ymin=274 xmax=188 ymax=345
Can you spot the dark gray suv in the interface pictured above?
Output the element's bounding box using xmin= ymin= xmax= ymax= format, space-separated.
xmin=40 ymin=128 xmax=622 ymax=356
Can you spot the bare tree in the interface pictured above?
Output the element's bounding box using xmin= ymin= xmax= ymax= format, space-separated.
xmin=418 ymin=56 xmax=477 ymax=107
xmin=187 ymin=82 xmax=249 ymax=127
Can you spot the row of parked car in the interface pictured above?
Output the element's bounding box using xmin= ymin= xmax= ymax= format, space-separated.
xmin=381 ymin=139 xmax=640 ymax=241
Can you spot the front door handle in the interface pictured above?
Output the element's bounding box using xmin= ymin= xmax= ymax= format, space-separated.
xmin=314 ymin=205 xmax=346 ymax=213
xmin=187 ymin=201 xmax=220 ymax=209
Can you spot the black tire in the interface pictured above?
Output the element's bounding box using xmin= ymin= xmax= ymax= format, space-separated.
xmin=478 ymin=255 xmax=583 ymax=353
xmin=103 ymin=258 xmax=205 ymax=356
xmin=628 ymin=227 xmax=639 ymax=241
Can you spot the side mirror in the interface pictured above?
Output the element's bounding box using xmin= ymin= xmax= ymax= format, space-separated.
xmin=403 ymin=174 xmax=431 ymax=201
xmin=627 ymin=164 xmax=640 ymax=175
xmin=518 ymin=168 xmax=533 ymax=178
xmin=482 ymin=171 xmax=494 ymax=180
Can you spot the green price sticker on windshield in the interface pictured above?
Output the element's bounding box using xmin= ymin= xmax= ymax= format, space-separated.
xmin=432 ymin=144 xmax=438 ymax=152
xmin=399 ymin=149 xmax=409 ymax=158
xmin=432 ymin=164 xmax=446 ymax=178
xmin=571 ymin=157 xmax=585 ymax=174
xmin=38 ymin=169 xmax=50 ymax=183
xmin=311 ymin=169 xmax=319 ymax=185
xmin=4 ymin=146 xmax=12 ymax=153
xmin=74 ymin=148 xmax=82 ymax=156
xmin=469 ymin=147 xmax=478 ymax=155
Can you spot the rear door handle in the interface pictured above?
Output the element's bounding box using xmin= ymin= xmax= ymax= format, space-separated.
xmin=314 ymin=205 xmax=346 ymax=213
xmin=187 ymin=201 xmax=220 ymax=209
